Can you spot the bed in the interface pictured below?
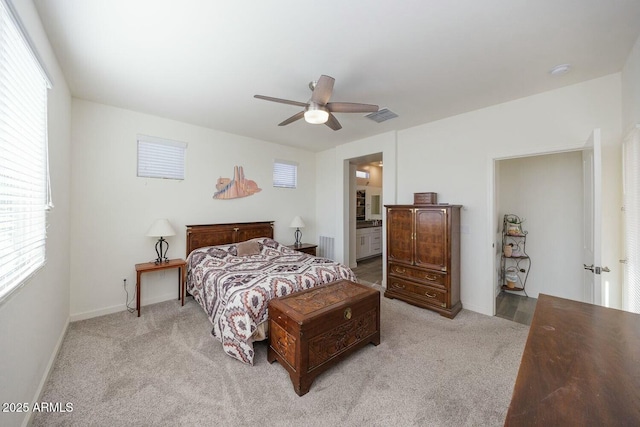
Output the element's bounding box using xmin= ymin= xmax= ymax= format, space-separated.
xmin=185 ymin=221 xmax=356 ymax=364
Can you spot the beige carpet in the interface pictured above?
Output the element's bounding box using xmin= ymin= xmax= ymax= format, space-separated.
xmin=32 ymin=286 xmax=529 ymax=426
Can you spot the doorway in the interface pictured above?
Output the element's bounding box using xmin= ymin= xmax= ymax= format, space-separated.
xmin=494 ymin=151 xmax=584 ymax=319
xmin=348 ymin=153 xmax=383 ymax=285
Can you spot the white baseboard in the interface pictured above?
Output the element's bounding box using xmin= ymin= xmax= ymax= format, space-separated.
xmin=70 ymin=292 xmax=178 ymax=322
xmin=461 ymin=301 xmax=491 ymax=317
xmin=23 ymin=316 xmax=70 ymax=427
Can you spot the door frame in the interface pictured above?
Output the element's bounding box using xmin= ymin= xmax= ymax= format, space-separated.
xmin=335 ymin=132 xmax=398 ymax=286
xmin=488 ymin=142 xmax=587 ymax=315
xmin=582 ymin=129 xmax=603 ymax=305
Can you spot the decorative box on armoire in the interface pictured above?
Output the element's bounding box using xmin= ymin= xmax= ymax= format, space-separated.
xmin=384 ymin=204 xmax=462 ymax=319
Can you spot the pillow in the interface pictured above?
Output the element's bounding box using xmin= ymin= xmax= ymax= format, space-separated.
xmin=236 ymin=240 xmax=261 ymax=256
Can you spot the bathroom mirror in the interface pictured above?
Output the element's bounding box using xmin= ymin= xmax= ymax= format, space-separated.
xmin=371 ymin=195 xmax=381 ymax=215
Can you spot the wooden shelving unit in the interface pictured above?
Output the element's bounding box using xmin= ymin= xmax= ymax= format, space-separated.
xmin=356 ymin=190 xmax=366 ymax=221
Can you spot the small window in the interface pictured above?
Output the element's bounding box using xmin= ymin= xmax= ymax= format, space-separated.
xmin=356 ymin=170 xmax=370 ymax=179
xmin=137 ymin=135 xmax=187 ymax=180
xmin=273 ymin=160 xmax=297 ymax=189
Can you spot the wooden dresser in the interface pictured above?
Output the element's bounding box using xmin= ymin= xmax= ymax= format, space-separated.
xmin=384 ymin=204 xmax=462 ymax=318
xmin=505 ymin=294 xmax=640 ymax=426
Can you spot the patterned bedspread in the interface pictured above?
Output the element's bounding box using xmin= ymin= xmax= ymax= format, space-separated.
xmin=186 ymin=238 xmax=356 ymax=364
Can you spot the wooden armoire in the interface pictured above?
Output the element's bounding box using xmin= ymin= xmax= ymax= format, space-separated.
xmin=384 ymin=204 xmax=462 ymax=318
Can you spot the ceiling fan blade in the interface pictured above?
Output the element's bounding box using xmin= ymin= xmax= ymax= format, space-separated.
xmin=254 ymin=95 xmax=308 ymax=108
xmin=278 ymin=111 xmax=305 ymax=126
xmin=324 ymin=113 xmax=342 ymax=131
xmin=311 ymin=75 xmax=335 ymax=105
xmin=326 ymin=102 xmax=379 ymax=113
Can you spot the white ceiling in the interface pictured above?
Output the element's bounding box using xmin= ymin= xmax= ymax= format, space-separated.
xmin=34 ymin=0 xmax=640 ymax=152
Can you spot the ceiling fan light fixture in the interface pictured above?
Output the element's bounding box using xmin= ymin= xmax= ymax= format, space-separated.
xmin=255 ymin=75 xmax=377 ymax=130
xmin=304 ymin=103 xmax=329 ymax=124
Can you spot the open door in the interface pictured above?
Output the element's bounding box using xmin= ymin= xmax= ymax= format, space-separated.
xmin=582 ymin=129 xmax=608 ymax=305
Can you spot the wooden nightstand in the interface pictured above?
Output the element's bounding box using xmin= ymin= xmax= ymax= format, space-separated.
xmin=135 ymin=258 xmax=186 ymax=317
xmin=287 ymin=243 xmax=318 ymax=256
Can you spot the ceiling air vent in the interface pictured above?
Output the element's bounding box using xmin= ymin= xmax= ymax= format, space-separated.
xmin=365 ymin=108 xmax=398 ymax=123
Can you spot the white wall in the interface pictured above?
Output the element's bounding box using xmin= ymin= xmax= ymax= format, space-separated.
xmin=398 ymin=74 xmax=622 ymax=315
xmin=622 ymin=33 xmax=640 ymax=133
xmin=317 ymin=75 xmax=622 ymax=316
xmin=315 ymin=149 xmax=338 ymax=240
xmin=0 ymin=1 xmax=71 ymax=426
xmin=620 ymin=33 xmax=640 ymax=312
xmin=498 ymin=152 xmax=583 ymax=301
xmin=70 ymin=100 xmax=316 ymax=320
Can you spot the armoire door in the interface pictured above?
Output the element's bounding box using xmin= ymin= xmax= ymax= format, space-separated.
xmin=414 ymin=208 xmax=448 ymax=271
xmin=387 ymin=207 xmax=413 ymax=265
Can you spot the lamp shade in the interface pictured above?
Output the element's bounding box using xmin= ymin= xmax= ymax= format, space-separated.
xmin=289 ymin=216 xmax=305 ymax=228
xmin=146 ymin=219 xmax=176 ymax=237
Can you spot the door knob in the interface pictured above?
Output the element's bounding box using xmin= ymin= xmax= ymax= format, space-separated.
xmin=584 ymin=264 xmax=611 ymax=274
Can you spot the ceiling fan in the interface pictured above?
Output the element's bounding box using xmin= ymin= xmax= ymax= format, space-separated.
xmin=254 ymin=75 xmax=378 ymax=131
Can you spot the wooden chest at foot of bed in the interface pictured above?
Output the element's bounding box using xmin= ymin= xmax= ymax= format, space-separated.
xmin=268 ymin=279 xmax=380 ymax=396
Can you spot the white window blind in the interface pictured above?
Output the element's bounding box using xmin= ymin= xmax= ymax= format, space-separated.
xmin=356 ymin=170 xmax=370 ymax=179
xmin=137 ymin=135 xmax=187 ymax=180
xmin=0 ymin=0 xmax=51 ymax=300
xmin=273 ymin=160 xmax=297 ymax=189
xmin=623 ymin=125 xmax=640 ymax=314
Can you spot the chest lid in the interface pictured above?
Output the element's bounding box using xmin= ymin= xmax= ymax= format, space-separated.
xmin=270 ymin=280 xmax=377 ymax=323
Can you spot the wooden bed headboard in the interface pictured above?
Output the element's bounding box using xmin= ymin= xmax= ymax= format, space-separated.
xmin=185 ymin=221 xmax=274 ymax=257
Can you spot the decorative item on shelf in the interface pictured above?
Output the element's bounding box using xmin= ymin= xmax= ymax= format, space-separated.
xmin=504 ymin=244 xmax=513 ymax=257
xmin=505 ymin=267 xmax=519 ymax=289
xmin=289 ymin=216 xmax=305 ymax=247
xmin=414 ymin=192 xmax=438 ymax=205
xmin=505 ymin=214 xmax=526 ymax=236
xmin=146 ymin=218 xmax=176 ymax=265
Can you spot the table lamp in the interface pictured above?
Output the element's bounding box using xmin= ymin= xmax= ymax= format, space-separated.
xmin=146 ymin=218 xmax=176 ymax=264
xmin=289 ymin=216 xmax=305 ymax=247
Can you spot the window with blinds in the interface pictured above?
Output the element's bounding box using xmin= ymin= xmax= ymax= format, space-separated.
xmin=0 ymin=0 xmax=52 ymax=301
xmin=273 ymin=160 xmax=298 ymax=189
xmin=137 ymin=135 xmax=187 ymax=180
xmin=623 ymin=125 xmax=640 ymax=314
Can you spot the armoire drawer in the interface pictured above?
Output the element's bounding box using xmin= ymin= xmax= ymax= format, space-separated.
xmin=388 ymin=262 xmax=446 ymax=288
xmin=387 ymin=277 xmax=447 ymax=308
